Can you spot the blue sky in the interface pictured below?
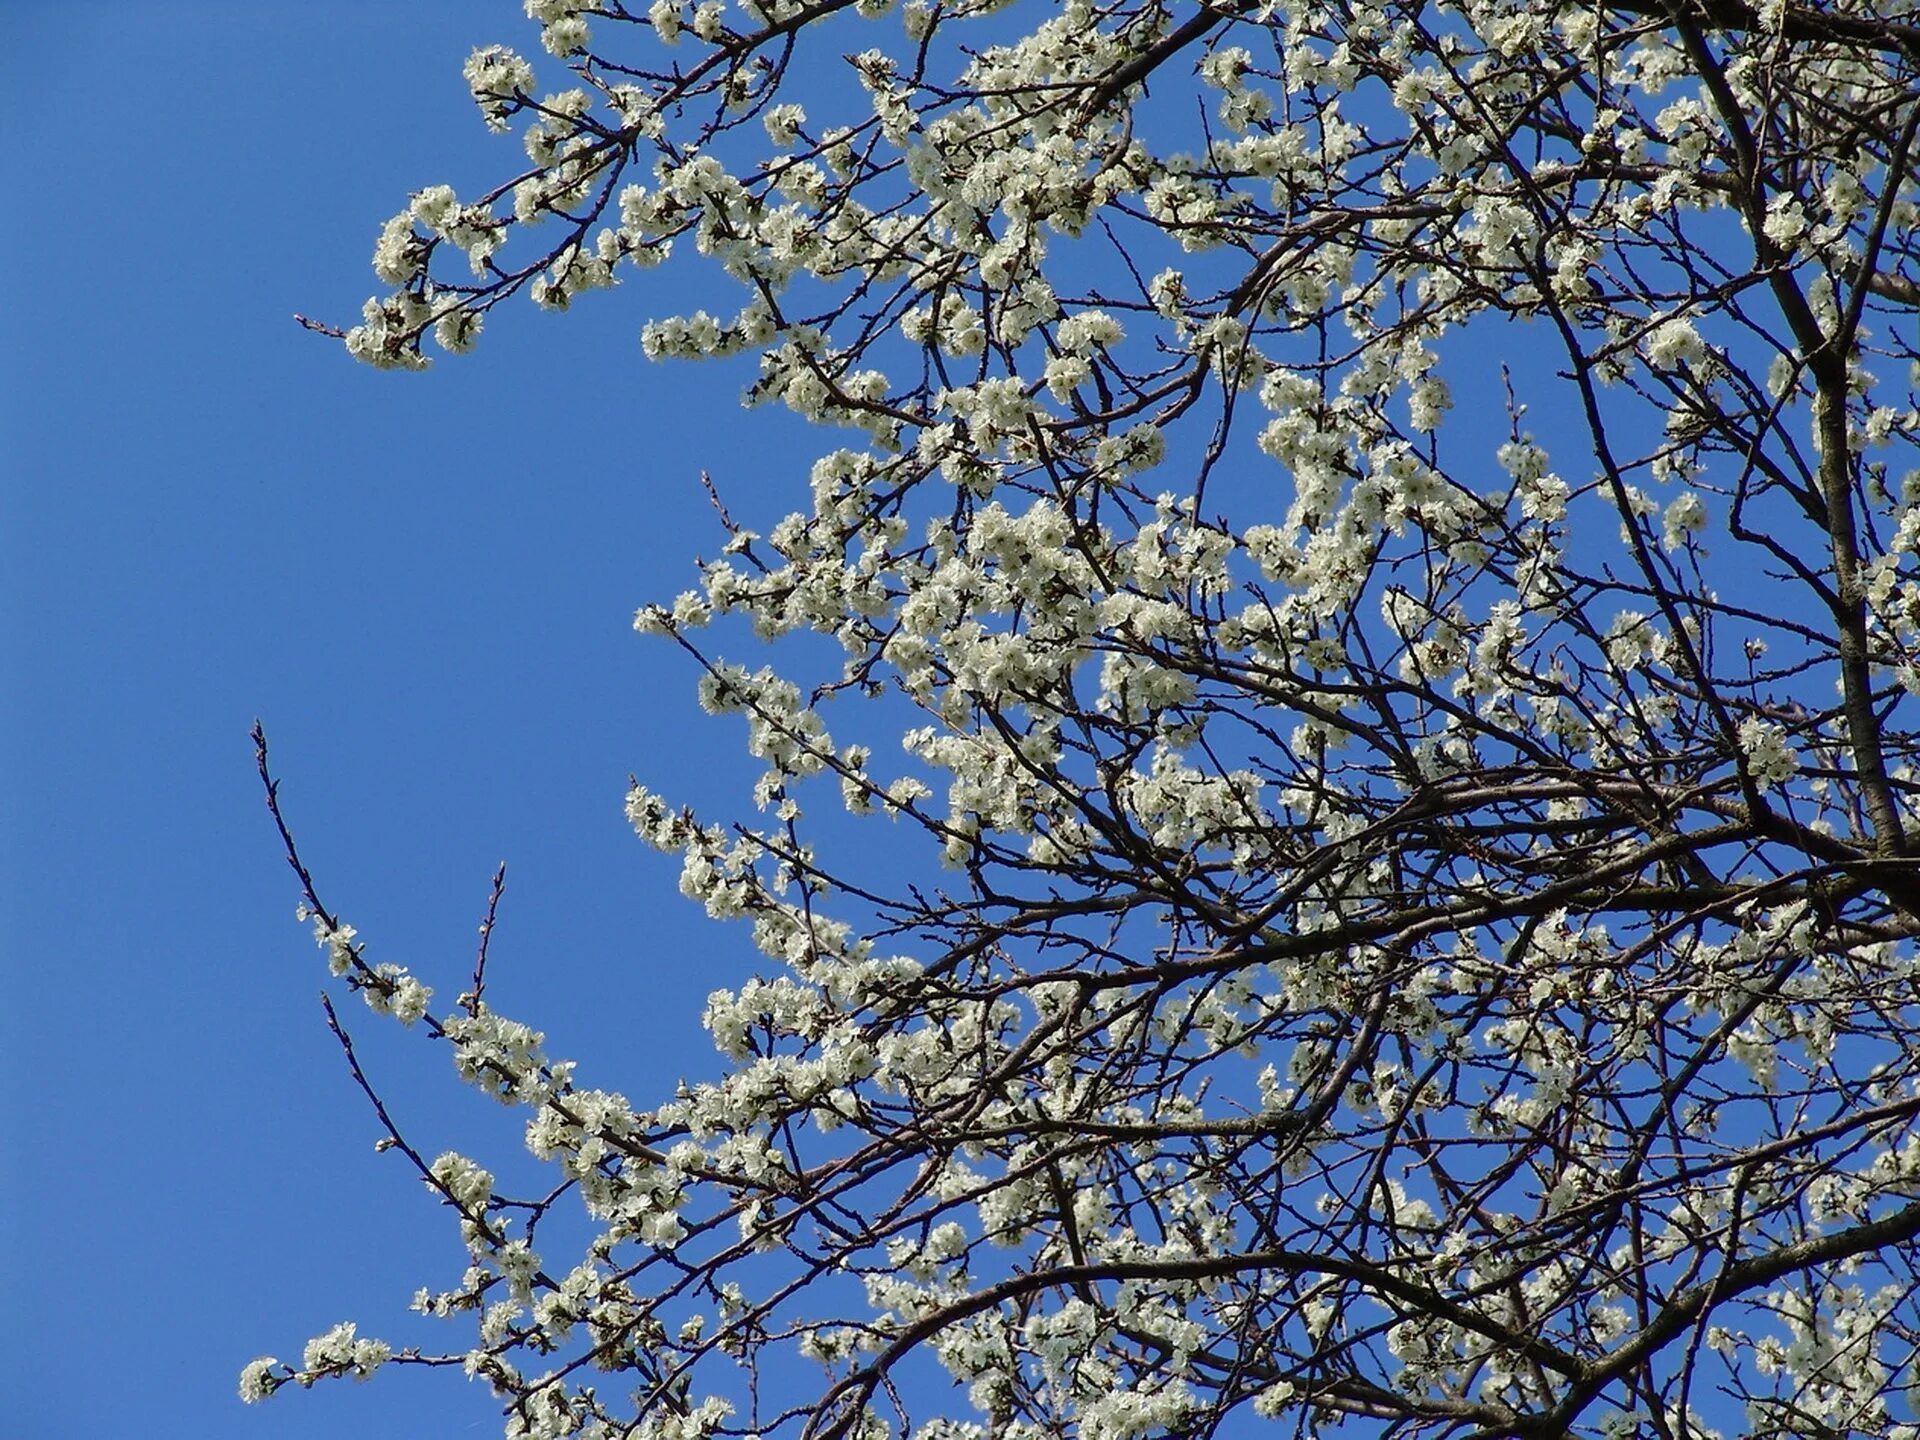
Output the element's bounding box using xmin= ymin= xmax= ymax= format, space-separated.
xmin=2 ymin=6 xmax=814 ymax=1434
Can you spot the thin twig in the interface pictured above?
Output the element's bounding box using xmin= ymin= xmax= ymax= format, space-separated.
xmin=470 ymin=862 xmax=508 ymax=1018
xmin=700 ymin=469 xmax=739 ymax=535
xmin=253 ymin=720 xmax=336 ymax=929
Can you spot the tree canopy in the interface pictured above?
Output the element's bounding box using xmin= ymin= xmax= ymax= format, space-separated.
xmin=250 ymin=2 xmax=1920 ymax=1437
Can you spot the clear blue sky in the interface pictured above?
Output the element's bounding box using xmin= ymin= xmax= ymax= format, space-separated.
xmin=2 ymin=7 xmax=817 ymax=1434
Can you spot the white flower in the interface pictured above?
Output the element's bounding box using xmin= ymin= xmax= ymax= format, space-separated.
xmin=541 ymin=14 xmax=591 ymax=56
xmin=371 ymin=213 xmax=423 ymax=286
xmin=1762 ymin=193 xmax=1808 ymax=248
xmin=764 ymin=104 xmax=806 ymax=146
xmin=433 ymin=307 xmax=483 ymax=354
xmin=1738 ymin=718 xmax=1798 ymax=789
xmin=390 ymin=975 xmax=433 ymax=1025
xmin=1645 ymin=316 xmax=1705 ymax=368
xmin=1662 ymin=492 xmax=1707 ymax=550
xmin=1252 ymin=1380 xmax=1297 ymax=1416
xmin=1605 ymin=611 xmax=1654 ymax=670
xmin=237 ymin=1358 xmax=279 ymax=1403
xmin=463 ymin=46 xmax=535 ymax=131
xmin=1407 ymin=375 xmax=1451 ymax=432
xmin=301 ymin=1321 xmax=389 ymax=1380
xmin=650 ymin=0 xmax=683 ymax=43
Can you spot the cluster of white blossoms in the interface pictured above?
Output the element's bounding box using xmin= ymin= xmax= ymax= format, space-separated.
xmin=1737 ymin=716 xmax=1801 ymax=791
xmin=239 ymin=1321 xmax=391 ymax=1404
xmin=262 ymin=1 xmax=1920 ymax=1437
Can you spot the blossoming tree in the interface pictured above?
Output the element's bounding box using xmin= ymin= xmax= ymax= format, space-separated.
xmin=248 ymin=1 xmax=1920 ymax=1436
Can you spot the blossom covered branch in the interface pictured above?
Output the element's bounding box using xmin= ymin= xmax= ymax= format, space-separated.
xmin=252 ymin=2 xmax=1920 ymax=1437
